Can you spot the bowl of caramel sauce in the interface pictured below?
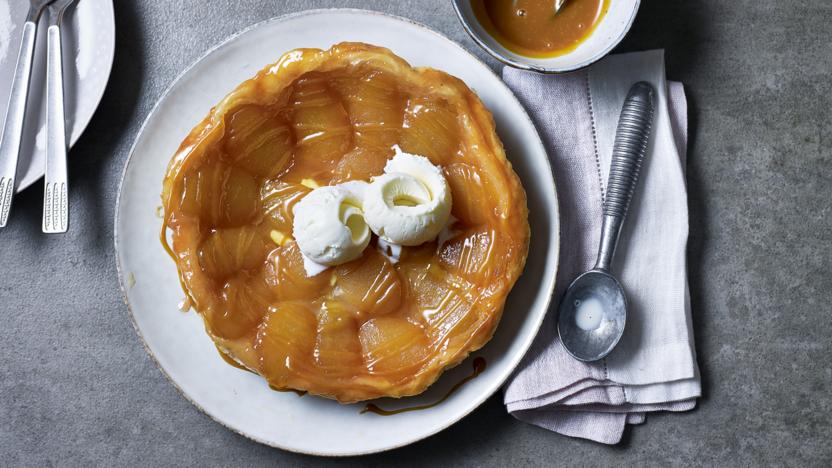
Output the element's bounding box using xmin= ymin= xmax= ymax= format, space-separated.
xmin=453 ymin=0 xmax=640 ymax=73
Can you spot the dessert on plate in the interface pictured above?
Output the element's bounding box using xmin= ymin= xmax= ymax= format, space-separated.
xmin=160 ymin=42 xmax=529 ymax=403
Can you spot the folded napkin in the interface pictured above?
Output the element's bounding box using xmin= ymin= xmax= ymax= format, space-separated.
xmin=503 ymin=50 xmax=701 ymax=444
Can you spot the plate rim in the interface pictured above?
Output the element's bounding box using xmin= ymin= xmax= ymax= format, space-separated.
xmin=16 ymin=0 xmax=116 ymax=192
xmin=114 ymin=8 xmax=560 ymax=457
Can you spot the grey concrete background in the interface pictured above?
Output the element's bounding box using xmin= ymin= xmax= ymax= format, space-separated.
xmin=1 ymin=0 xmax=830 ymax=466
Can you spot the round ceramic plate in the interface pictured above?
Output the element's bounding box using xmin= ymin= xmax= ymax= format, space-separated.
xmin=115 ymin=9 xmax=559 ymax=456
xmin=0 ymin=0 xmax=115 ymax=192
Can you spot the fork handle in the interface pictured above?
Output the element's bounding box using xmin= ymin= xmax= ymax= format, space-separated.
xmin=43 ymin=24 xmax=69 ymax=233
xmin=0 ymin=18 xmax=39 ymax=228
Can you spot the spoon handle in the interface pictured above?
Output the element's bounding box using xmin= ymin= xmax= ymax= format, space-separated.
xmin=595 ymin=82 xmax=655 ymax=271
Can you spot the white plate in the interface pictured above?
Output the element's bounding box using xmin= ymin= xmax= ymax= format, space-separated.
xmin=0 ymin=0 xmax=115 ymax=192
xmin=115 ymin=9 xmax=559 ymax=456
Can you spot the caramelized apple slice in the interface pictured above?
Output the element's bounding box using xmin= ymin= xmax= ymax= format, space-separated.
xmin=438 ymin=227 xmax=498 ymax=281
xmin=444 ymin=162 xmax=493 ymax=225
xmin=256 ymin=301 xmax=317 ymax=386
xmin=400 ymin=97 xmax=460 ymax=166
xmin=176 ymin=161 xmax=260 ymax=227
xmin=399 ymin=262 xmax=480 ymax=348
xmin=225 ymin=105 xmax=293 ymax=179
xmin=327 ymin=71 xmax=406 ymax=182
xmin=261 ymin=180 xmax=310 ymax=233
xmin=314 ymin=301 xmax=363 ymax=374
xmin=331 ymin=146 xmax=390 ymax=183
xmin=332 ymin=70 xmax=404 ymax=150
xmin=331 ymin=249 xmax=402 ymax=319
xmin=206 ymin=272 xmax=272 ymax=339
xmin=439 ymin=227 xmax=512 ymax=307
xmin=176 ymin=160 xmax=225 ymax=225
xmin=289 ymin=73 xmax=352 ymax=179
xmin=198 ymin=226 xmax=270 ymax=279
xmin=359 ymin=316 xmax=430 ymax=375
xmin=265 ymin=241 xmax=329 ymax=301
xmin=221 ymin=166 xmax=261 ymax=226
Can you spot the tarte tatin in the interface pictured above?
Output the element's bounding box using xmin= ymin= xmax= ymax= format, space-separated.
xmin=161 ymin=43 xmax=529 ymax=403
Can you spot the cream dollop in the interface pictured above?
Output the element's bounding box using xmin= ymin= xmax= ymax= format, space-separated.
xmin=292 ymin=182 xmax=370 ymax=268
xmin=363 ymin=147 xmax=452 ymax=246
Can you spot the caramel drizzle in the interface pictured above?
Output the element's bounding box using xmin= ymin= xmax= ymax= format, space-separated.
xmin=159 ymin=214 xmax=176 ymax=261
xmin=361 ymin=357 xmax=486 ymax=416
xmin=216 ymin=347 xmax=307 ymax=396
xmin=159 ymin=210 xmax=197 ymax=309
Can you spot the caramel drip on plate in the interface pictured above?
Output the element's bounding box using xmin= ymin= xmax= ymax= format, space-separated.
xmin=217 ymin=346 xmax=307 ymax=396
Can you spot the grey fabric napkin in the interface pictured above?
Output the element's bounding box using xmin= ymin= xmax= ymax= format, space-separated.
xmin=502 ymin=50 xmax=701 ymax=444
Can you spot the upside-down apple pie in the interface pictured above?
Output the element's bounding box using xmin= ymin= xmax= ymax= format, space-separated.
xmin=161 ymin=43 xmax=529 ymax=403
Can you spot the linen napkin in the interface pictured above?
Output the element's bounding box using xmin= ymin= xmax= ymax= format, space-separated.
xmin=502 ymin=50 xmax=701 ymax=444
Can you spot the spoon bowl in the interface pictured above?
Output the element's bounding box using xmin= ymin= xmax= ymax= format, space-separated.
xmin=557 ymin=270 xmax=626 ymax=362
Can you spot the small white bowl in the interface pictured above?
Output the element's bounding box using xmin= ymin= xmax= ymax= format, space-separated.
xmin=453 ymin=0 xmax=640 ymax=73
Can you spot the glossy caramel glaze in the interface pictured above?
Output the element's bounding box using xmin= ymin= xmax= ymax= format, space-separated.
xmin=161 ymin=43 xmax=529 ymax=403
xmin=472 ymin=0 xmax=608 ymax=58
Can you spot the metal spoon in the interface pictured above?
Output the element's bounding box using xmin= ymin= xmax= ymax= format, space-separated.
xmin=557 ymin=81 xmax=655 ymax=362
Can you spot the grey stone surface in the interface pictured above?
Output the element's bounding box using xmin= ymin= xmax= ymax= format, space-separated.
xmin=1 ymin=0 xmax=830 ymax=465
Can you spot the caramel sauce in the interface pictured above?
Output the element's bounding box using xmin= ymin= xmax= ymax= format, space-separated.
xmin=217 ymin=346 xmax=306 ymax=396
xmin=361 ymin=357 xmax=486 ymax=415
xmin=160 ymin=44 xmax=529 ymax=403
xmin=159 ymin=218 xmax=175 ymax=261
xmin=472 ymin=0 xmax=609 ymax=58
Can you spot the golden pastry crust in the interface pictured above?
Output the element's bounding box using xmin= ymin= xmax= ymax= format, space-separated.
xmin=161 ymin=43 xmax=529 ymax=403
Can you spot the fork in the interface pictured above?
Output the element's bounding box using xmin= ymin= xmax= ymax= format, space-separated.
xmin=42 ymin=0 xmax=78 ymax=233
xmin=0 ymin=0 xmax=56 ymax=228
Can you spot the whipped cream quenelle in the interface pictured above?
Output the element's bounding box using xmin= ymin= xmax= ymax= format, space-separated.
xmin=292 ymin=181 xmax=371 ymax=269
xmin=363 ymin=147 xmax=452 ymax=246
